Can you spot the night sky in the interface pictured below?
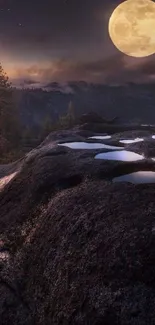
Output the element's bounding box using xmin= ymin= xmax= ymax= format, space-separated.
xmin=1 ymin=0 xmax=155 ymax=87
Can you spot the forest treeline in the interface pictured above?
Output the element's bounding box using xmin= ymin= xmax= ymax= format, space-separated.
xmin=1 ymin=62 xmax=155 ymax=163
xmin=0 ymin=64 xmax=77 ymax=163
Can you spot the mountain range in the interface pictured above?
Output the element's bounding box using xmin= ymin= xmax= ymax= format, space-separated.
xmin=14 ymin=81 xmax=155 ymax=130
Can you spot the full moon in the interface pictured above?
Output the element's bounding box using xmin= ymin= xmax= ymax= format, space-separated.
xmin=108 ymin=0 xmax=155 ymax=57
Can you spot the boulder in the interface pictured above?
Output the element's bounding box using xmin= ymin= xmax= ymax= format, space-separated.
xmin=0 ymin=125 xmax=155 ymax=324
xmin=79 ymin=111 xmax=118 ymax=125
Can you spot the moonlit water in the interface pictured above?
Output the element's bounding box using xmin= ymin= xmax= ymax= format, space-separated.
xmin=95 ymin=150 xmax=144 ymax=161
xmin=88 ymin=135 xmax=111 ymax=140
xmin=141 ymin=124 xmax=154 ymax=127
xmin=113 ymin=171 xmax=155 ymax=184
xmin=119 ymin=138 xmax=144 ymax=144
xmin=58 ymin=142 xmax=124 ymax=150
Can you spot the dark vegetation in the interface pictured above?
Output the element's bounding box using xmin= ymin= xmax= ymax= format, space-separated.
xmin=0 ymin=65 xmax=78 ymax=162
xmin=1 ymin=63 xmax=155 ymax=163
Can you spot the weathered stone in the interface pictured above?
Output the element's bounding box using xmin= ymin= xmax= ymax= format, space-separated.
xmin=0 ymin=124 xmax=155 ymax=324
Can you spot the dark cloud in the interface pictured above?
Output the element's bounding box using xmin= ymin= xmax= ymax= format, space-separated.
xmin=10 ymin=53 xmax=155 ymax=87
xmin=10 ymin=55 xmax=123 ymax=84
xmin=1 ymin=0 xmax=155 ymax=84
xmin=135 ymin=56 xmax=155 ymax=76
xmin=22 ymin=79 xmax=39 ymax=85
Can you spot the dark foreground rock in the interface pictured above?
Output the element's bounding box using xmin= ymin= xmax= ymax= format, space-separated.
xmin=79 ymin=112 xmax=118 ymax=125
xmin=80 ymin=122 xmax=155 ymax=134
xmin=0 ymin=124 xmax=155 ymax=324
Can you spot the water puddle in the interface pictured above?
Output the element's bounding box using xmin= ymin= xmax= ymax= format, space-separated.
xmin=88 ymin=135 xmax=111 ymax=140
xmin=141 ymin=124 xmax=154 ymax=127
xmin=58 ymin=142 xmax=123 ymax=150
xmin=113 ymin=171 xmax=155 ymax=184
xmin=119 ymin=138 xmax=144 ymax=144
xmin=95 ymin=150 xmax=144 ymax=161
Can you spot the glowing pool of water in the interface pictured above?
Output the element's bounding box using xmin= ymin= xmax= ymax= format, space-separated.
xmin=95 ymin=150 xmax=144 ymax=162
xmin=113 ymin=171 xmax=155 ymax=184
xmin=141 ymin=124 xmax=154 ymax=127
xmin=88 ymin=135 xmax=111 ymax=140
xmin=58 ymin=142 xmax=123 ymax=150
xmin=119 ymin=138 xmax=144 ymax=144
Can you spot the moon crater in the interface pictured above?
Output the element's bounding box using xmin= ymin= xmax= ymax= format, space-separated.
xmin=108 ymin=0 xmax=155 ymax=57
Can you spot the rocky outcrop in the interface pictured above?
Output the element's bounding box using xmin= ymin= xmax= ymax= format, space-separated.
xmin=79 ymin=112 xmax=118 ymax=125
xmin=0 ymin=125 xmax=155 ymax=324
xmin=80 ymin=122 xmax=155 ymax=134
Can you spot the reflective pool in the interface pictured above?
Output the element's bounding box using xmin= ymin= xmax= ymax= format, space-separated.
xmin=113 ymin=171 xmax=155 ymax=184
xmin=95 ymin=150 xmax=144 ymax=162
xmin=58 ymin=142 xmax=123 ymax=150
xmin=119 ymin=138 xmax=144 ymax=144
xmin=88 ymin=135 xmax=111 ymax=140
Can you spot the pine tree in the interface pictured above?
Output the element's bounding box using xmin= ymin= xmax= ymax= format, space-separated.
xmin=58 ymin=101 xmax=76 ymax=129
xmin=0 ymin=64 xmax=21 ymax=147
xmin=67 ymin=100 xmax=75 ymax=127
xmin=41 ymin=114 xmax=54 ymax=137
